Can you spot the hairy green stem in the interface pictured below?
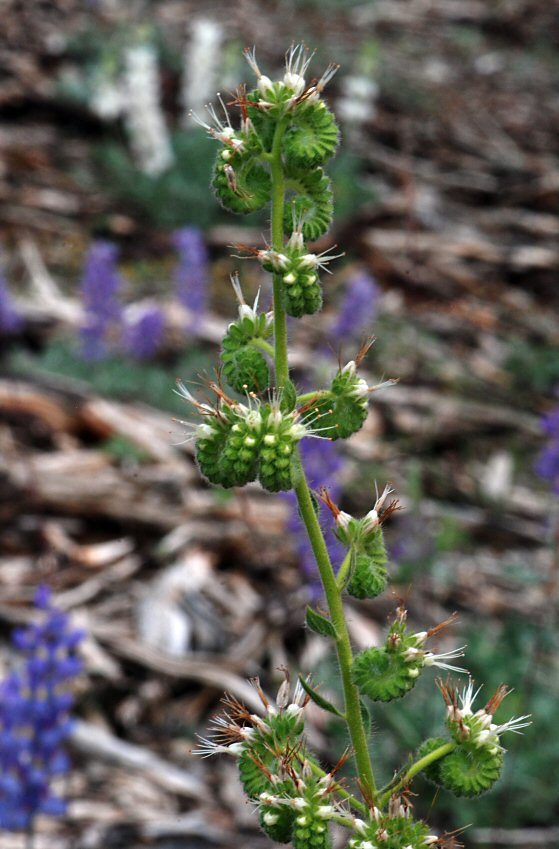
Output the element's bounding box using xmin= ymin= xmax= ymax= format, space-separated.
xmin=266 ymin=107 xmax=380 ymax=803
xmin=269 ymin=109 xmax=377 ymax=803
xmin=378 ymin=741 xmax=456 ymax=807
xmin=293 ymin=469 xmax=377 ymax=800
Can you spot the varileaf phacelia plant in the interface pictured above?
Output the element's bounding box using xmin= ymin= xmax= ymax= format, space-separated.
xmin=183 ymin=45 xmax=530 ymax=848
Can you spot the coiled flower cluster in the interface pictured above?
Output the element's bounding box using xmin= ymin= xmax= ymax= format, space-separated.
xmin=417 ymin=681 xmax=531 ymax=798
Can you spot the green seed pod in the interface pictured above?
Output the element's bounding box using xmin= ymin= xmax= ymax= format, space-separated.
xmin=260 ymin=806 xmax=295 ymax=844
xmin=293 ymin=815 xmax=331 ymax=849
xmin=346 ymin=551 xmax=388 ymax=600
xmin=258 ymin=439 xmax=296 ymax=492
xmin=257 ymin=405 xmax=307 ymax=492
xmin=195 ymin=418 xmax=231 ymax=487
xmin=220 ymin=418 xmax=262 ymax=487
xmin=292 ymin=779 xmax=333 ymax=849
xmin=283 ymin=101 xmax=340 ymax=168
xmin=283 ymin=166 xmax=334 ymax=241
xmin=438 ymin=745 xmax=504 ymax=798
xmin=416 ymin=737 xmax=449 ymax=786
xmin=351 ymin=646 xmax=420 ymax=702
xmin=221 ymin=345 xmax=269 ymax=394
xmin=283 ymin=270 xmax=323 ymax=318
xmin=212 ymin=153 xmax=271 ymax=215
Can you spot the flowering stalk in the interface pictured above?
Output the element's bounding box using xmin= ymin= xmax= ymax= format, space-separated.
xmin=184 ymin=44 xmax=530 ymax=847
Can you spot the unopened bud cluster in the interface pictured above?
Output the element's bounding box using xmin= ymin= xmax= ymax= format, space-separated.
xmin=351 ymin=608 xmax=467 ymax=703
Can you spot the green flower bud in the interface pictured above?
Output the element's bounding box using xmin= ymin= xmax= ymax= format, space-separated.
xmin=220 ymin=276 xmax=273 ymax=394
xmin=346 ymin=550 xmax=388 ymax=600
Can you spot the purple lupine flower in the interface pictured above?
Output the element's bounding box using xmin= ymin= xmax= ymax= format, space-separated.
xmin=172 ymin=227 xmax=209 ymax=323
xmin=0 ymin=267 xmax=22 ymax=333
xmin=79 ymin=240 xmax=123 ymax=360
xmin=331 ymin=270 xmax=379 ymax=342
xmin=283 ymin=439 xmax=345 ymax=599
xmin=0 ymin=586 xmax=84 ymax=831
xmin=535 ymin=405 xmax=559 ymax=494
xmin=123 ymin=306 xmax=165 ymax=360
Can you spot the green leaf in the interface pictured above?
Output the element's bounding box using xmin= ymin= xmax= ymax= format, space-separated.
xmin=298 ymin=675 xmax=345 ymax=718
xmin=306 ymin=606 xmax=337 ymax=639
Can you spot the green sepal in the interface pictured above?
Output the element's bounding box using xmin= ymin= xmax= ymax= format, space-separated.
xmin=351 ymin=646 xmax=419 ymax=702
xmin=298 ymin=675 xmax=345 ymax=718
xmin=221 ymin=345 xmax=269 ymax=394
xmin=305 ymin=607 xmax=337 ymax=639
xmin=346 ymin=530 xmax=389 ymax=600
xmin=438 ymin=745 xmax=504 ymax=798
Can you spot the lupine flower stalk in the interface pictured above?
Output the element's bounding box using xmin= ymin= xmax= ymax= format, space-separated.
xmin=0 ymin=586 xmax=84 ymax=831
xmin=79 ymin=240 xmax=123 ymax=361
xmin=181 ymin=45 xmax=530 ymax=847
xmin=123 ymin=305 xmax=165 ymax=360
xmin=331 ymin=270 xmax=380 ymax=343
xmin=173 ymin=226 xmax=209 ymax=324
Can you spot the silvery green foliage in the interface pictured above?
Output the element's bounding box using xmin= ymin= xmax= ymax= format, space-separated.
xmin=183 ymin=45 xmax=530 ymax=848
